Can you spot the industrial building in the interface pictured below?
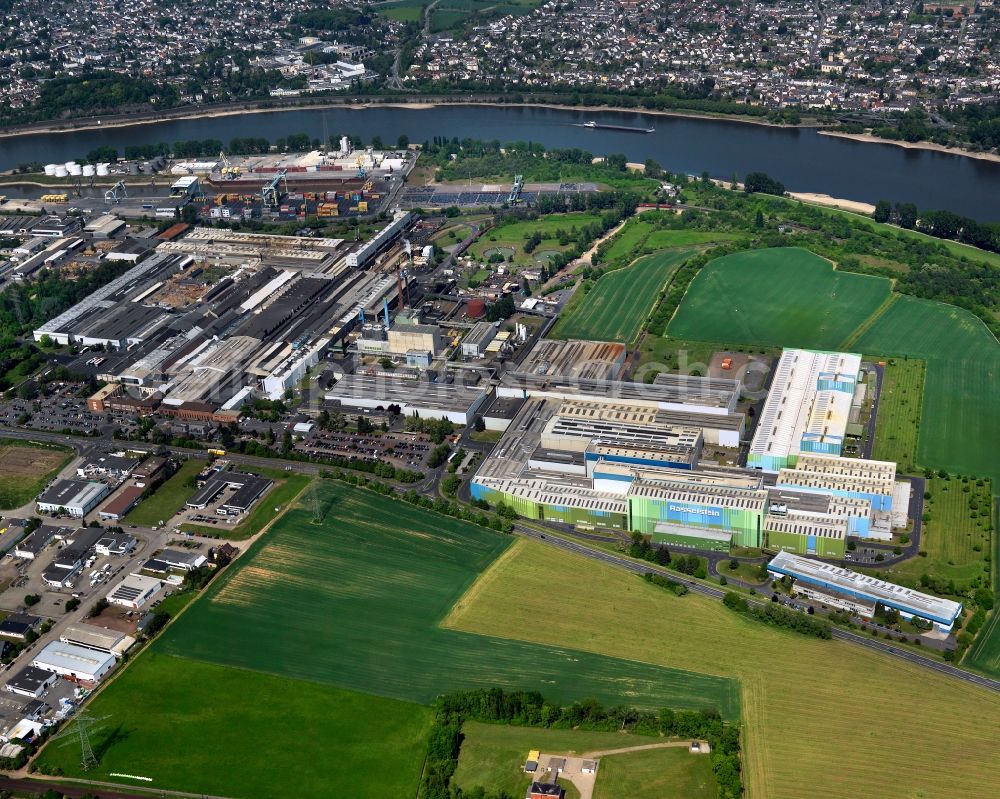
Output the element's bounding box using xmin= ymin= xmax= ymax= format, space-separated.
xmin=33 ymin=213 xmax=422 ymax=414
xmin=60 ymin=624 xmax=135 ymax=659
xmin=106 ymin=573 xmax=162 ymax=609
xmin=36 ymin=480 xmax=109 ymax=518
xmin=767 ymin=550 xmax=963 ymax=633
xmin=5 ymin=666 xmax=58 ymax=699
xmin=31 ymin=641 xmax=116 ymax=684
xmin=516 ymin=339 xmax=627 ymax=381
xmin=461 ymin=322 xmax=497 ymax=358
xmin=748 ymin=348 xmax=862 ymax=472
xmin=325 ymin=373 xmax=488 ymax=425
xmin=185 ymin=471 xmax=273 ymax=515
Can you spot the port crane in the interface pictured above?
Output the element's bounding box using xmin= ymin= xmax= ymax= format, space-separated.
xmin=507 ymin=174 xmax=524 ymax=205
xmin=261 ymin=170 xmax=288 ymax=208
xmin=103 ymin=180 xmax=127 ymax=204
xmin=219 ymin=150 xmax=242 ymax=180
xmin=355 ymin=155 xmax=367 ymax=179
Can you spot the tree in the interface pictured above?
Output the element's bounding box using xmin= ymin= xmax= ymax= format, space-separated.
xmin=754 ymin=210 xmax=764 ymax=228
xmin=397 ymin=134 xmax=409 ymax=149
xmin=873 ymin=199 xmax=892 ymax=223
xmin=23 ymin=594 xmax=40 ymax=607
xmin=895 ymin=202 xmax=918 ymax=229
xmin=743 ymin=172 xmax=785 ymax=196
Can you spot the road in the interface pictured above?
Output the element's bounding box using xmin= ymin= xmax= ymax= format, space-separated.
xmin=514 ymin=525 xmax=1000 ymax=693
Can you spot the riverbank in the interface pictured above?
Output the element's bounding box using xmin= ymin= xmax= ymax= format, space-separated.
xmin=786 ymin=191 xmax=876 ymax=215
xmin=818 ymin=130 xmax=1000 ymax=164
xmin=0 ymin=97 xmax=813 ymax=140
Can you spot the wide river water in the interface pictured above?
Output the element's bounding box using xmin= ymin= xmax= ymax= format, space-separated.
xmin=2 ymin=104 xmax=998 ymax=220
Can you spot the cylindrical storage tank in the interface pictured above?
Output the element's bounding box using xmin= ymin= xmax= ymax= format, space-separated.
xmin=55 ymin=166 xmax=69 ymax=178
xmin=44 ymin=164 xmax=58 ymax=176
xmin=128 ymin=162 xmax=140 ymax=175
xmin=64 ymin=161 xmax=77 ymax=170
xmin=96 ymin=163 xmax=110 ymax=176
xmin=466 ymin=298 xmax=486 ymax=319
xmin=82 ymin=164 xmax=96 ymax=177
xmin=69 ymin=164 xmax=83 ymax=176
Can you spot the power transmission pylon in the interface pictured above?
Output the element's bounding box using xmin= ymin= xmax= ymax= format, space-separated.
xmin=308 ymin=481 xmax=323 ymax=524
xmin=50 ymin=710 xmax=110 ymax=771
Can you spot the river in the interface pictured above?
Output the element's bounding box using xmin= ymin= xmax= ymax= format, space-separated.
xmin=2 ymin=104 xmax=998 ymax=220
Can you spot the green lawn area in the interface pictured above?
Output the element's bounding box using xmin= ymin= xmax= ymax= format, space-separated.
xmin=667 ymin=247 xmax=892 ymax=350
xmin=552 ymin=249 xmax=692 ymax=344
xmin=123 ymin=460 xmax=203 ymax=527
xmin=470 ymin=212 xmax=602 ymax=267
xmin=178 ymin=471 xmax=309 ymax=540
xmin=36 ymin=653 xmax=432 ymax=799
xmin=454 ymin=722 xmax=671 ymax=796
xmin=43 ymin=484 xmax=736 ymax=796
xmin=374 ymin=0 xmax=426 ymax=22
xmin=600 ymin=219 xmax=655 ymax=262
xmin=593 ymin=747 xmax=716 ymax=799
xmin=153 ymin=589 xmax=198 ymax=618
xmin=870 ymin=357 xmax=925 ymax=473
xmin=0 ymin=438 xmax=73 ymax=510
xmin=884 ymin=474 xmax=993 ymax=587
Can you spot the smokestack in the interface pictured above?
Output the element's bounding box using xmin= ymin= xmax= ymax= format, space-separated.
xmin=383 ymin=297 xmax=391 ymax=326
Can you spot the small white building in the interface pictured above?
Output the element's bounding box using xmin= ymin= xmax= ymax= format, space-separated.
xmin=106 ymin=573 xmax=162 ymax=609
xmin=31 ymin=641 xmax=116 ymax=683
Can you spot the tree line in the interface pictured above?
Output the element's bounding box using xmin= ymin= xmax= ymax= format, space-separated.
xmin=723 ymin=591 xmax=832 ymax=639
xmin=873 ymin=200 xmax=1000 ymax=254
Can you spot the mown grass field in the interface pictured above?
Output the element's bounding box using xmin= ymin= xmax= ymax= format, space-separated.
xmin=601 ymin=219 xmax=655 ymax=261
xmin=36 ymin=653 xmax=432 ymax=798
xmin=551 ymin=249 xmax=691 ymax=343
xmin=854 ymin=295 xmax=1000 ymax=486
xmin=886 ymin=473 xmax=993 ymax=586
xmin=870 ymin=357 xmax=925 ymax=473
xmin=124 ymin=459 xmax=202 ymax=527
xmin=445 ymin=539 xmax=1000 ymax=799
xmin=599 ymin=217 xmax=736 ymax=264
xmin=51 ymin=486 xmax=737 ymax=796
xmin=593 ymin=747 xmax=717 ymax=799
xmin=374 ymin=0 xmax=425 ymax=22
xmin=0 ymin=439 xmax=72 ymax=509
xmin=667 ymin=247 xmax=891 ymax=350
xmin=470 ymin=212 xmax=602 ymax=266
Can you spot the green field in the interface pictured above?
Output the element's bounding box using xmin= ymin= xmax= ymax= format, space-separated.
xmin=885 ymin=474 xmax=993 ymax=586
xmin=966 ymin=503 xmax=1000 ymax=676
xmin=0 ymin=438 xmax=72 ymax=510
xmin=447 ymin=538 xmax=1000 ymax=799
xmin=593 ymin=747 xmax=717 ymax=799
xmin=870 ymin=357 xmax=925 ymax=473
xmin=599 ymin=217 xmax=735 ymax=265
xmin=667 ymin=248 xmax=891 ymax=350
xmin=552 ymin=249 xmax=691 ymax=343
xmin=374 ymin=0 xmax=425 ymax=21
xmin=470 ymin=212 xmax=602 ymax=267
xmin=123 ymin=459 xmax=203 ymax=526
xmin=600 ymin=219 xmax=655 ymax=262
xmin=37 ymin=653 xmax=432 ymax=798
xmin=854 ymin=295 xmax=1000 ymax=485
xmin=163 ymin=485 xmax=735 ymax=712
xmin=47 ymin=485 xmax=737 ymax=796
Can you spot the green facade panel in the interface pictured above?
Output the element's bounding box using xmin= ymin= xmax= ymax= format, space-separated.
xmin=766 ymin=529 xmax=845 ymax=559
xmin=629 ymin=496 xmax=762 ymax=549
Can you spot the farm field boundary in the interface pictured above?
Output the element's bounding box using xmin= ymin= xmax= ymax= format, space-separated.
xmin=0 ymin=438 xmax=73 ymax=510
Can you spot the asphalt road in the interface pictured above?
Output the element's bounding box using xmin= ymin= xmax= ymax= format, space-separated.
xmin=514 ymin=525 xmax=1000 ymax=694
